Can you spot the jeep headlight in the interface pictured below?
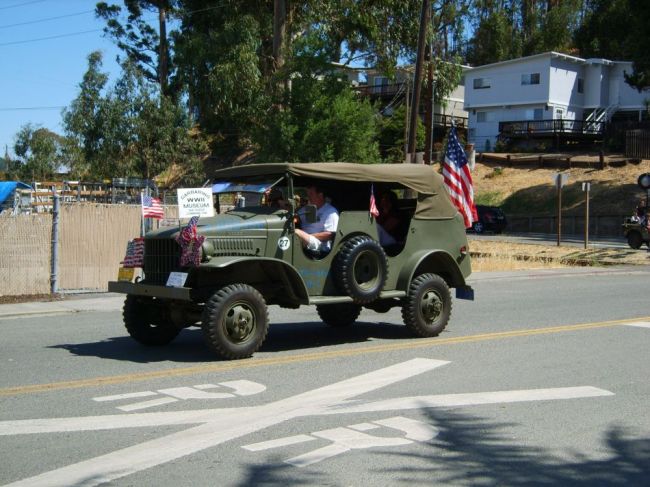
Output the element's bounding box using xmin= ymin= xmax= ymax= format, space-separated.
xmin=201 ymin=239 xmax=215 ymax=261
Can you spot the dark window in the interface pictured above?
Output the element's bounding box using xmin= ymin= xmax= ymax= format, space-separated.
xmin=577 ymin=78 xmax=584 ymax=93
xmin=473 ymin=78 xmax=491 ymax=89
xmin=521 ymin=73 xmax=540 ymax=85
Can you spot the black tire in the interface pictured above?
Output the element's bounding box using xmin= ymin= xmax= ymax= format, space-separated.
xmin=201 ymin=284 xmax=269 ymax=360
xmin=123 ymin=295 xmax=180 ymax=346
xmin=316 ymin=303 xmax=362 ymax=327
xmin=627 ymin=231 xmax=643 ymax=249
xmin=401 ymin=273 xmax=451 ymax=338
xmin=333 ymin=236 xmax=388 ymax=304
xmin=472 ymin=221 xmax=484 ymax=234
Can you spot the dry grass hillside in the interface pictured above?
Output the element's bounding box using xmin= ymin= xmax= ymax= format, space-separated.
xmin=471 ymin=155 xmax=650 ymax=216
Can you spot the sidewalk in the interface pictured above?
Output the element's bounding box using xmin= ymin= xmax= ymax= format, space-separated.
xmin=0 ymin=294 xmax=125 ymax=319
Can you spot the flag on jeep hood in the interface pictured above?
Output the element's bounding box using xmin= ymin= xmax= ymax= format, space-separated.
xmin=442 ymin=125 xmax=477 ymax=228
xmin=176 ymin=216 xmax=204 ymax=267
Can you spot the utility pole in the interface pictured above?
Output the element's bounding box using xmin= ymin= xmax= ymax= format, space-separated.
xmin=407 ymin=0 xmax=430 ymax=163
xmin=423 ymin=44 xmax=435 ymax=164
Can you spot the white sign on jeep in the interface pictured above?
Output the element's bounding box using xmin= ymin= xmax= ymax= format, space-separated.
xmin=177 ymin=187 xmax=215 ymax=218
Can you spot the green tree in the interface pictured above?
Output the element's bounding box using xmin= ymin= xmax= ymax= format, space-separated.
xmin=255 ymin=52 xmax=380 ymax=164
xmin=96 ymin=1 xmax=177 ymax=98
xmin=575 ymin=0 xmax=650 ymax=90
xmin=63 ymin=52 xmax=207 ymax=183
xmin=378 ymin=105 xmax=424 ymax=162
xmin=13 ymin=125 xmax=65 ymax=181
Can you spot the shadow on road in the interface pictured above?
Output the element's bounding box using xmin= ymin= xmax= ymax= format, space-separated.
xmin=238 ymin=407 xmax=650 ymax=486
xmin=48 ymin=320 xmax=414 ymax=362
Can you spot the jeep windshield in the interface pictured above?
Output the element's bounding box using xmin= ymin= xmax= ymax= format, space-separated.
xmin=212 ymin=175 xmax=288 ymax=211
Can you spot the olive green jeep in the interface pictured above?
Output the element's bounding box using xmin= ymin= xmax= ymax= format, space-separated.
xmin=622 ymin=217 xmax=650 ymax=249
xmin=108 ymin=163 xmax=474 ymax=360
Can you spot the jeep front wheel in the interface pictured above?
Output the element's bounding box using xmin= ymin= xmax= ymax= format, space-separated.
xmin=201 ymin=284 xmax=269 ymax=360
xmin=627 ymin=231 xmax=643 ymax=249
xmin=401 ymin=273 xmax=451 ymax=338
xmin=123 ymin=295 xmax=180 ymax=346
xmin=316 ymin=303 xmax=362 ymax=327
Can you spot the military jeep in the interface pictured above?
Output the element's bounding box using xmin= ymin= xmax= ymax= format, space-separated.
xmin=108 ymin=163 xmax=474 ymax=360
xmin=622 ymin=217 xmax=650 ymax=249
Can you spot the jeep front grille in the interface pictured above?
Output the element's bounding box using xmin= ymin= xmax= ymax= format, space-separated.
xmin=213 ymin=238 xmax=257 ymax=256
xmin=144 ymin=239 xmax=181 ymax=285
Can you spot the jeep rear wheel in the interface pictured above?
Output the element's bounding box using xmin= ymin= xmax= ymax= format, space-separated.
xmin=627 ymin=231 xmax=643 ymax=249
xmin=316 ymin=303 xmax=362 ymax=327
xmin=333 ymin=236 xmax=388 ymax=304
xmin=123 ymin=295 xmax=180 ymax=346
xmin=201 ymin=284 xmax=269 ymax=360
xmin=401 ymin=273 xmax=451 ymax=338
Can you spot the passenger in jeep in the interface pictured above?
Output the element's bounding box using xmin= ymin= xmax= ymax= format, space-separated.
xmin=376 ymin=190 xmax=401 ymax=246
xmin=295 ymin=184 xmax=339 ymax=254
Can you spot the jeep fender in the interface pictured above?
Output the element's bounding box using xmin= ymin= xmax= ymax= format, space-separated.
xmin=199 ymin=256 xmax=309 ymax=304
xmin=396 ymin=250 xmax=467 ymax=291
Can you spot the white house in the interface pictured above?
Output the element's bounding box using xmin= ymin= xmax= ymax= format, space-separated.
xmin=362 ymin=65 xmax=469 ymax=123
xmin=464 ymin=51 xmax=650 ymax=151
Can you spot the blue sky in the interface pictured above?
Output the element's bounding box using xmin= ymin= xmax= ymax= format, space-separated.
xmin=0 ymin=0 xmax=123 ymax=157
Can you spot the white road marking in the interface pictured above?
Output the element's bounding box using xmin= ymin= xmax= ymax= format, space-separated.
xmin=117 ymin=397 xmax=178 ymax=412
xmin=156 ymin=387 xmax=234 ymax=400
xmin=245 ymin=416 xmax=439 ymax=467
xmin=242 ymin=434 xmax=315 ymax=452
xmin=218 ymin=380 xmax=266 ymax=396
xmin=623 ymin=321 xmax=650 ymax=329
xmin=373 ymin=416 xmax=438 ymax=442
xmin=93 ymin=391 xmax=157 ymax=402
xmin=287 ymin=426 xmax=412 ymax=467
xmin=90 ymin=381 xmax=266 ymax=412
xmin=348 ymin=423 xmax=379 ymax=432
xmin=322 ymin=386 xmax=614 ymax=414
xmin=0 ymin=359 xmax=613 ymax=487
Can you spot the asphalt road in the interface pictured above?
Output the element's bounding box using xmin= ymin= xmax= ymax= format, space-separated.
xmin=2 ymin=267 xmax=650 ymax=486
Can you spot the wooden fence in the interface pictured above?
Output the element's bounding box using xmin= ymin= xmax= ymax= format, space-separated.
xmin=625 ymin=129 xmax=650 ymax=159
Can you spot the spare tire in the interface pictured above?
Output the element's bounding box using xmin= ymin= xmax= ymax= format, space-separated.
xmin=333 ymin=236 xmax=388 ymax=304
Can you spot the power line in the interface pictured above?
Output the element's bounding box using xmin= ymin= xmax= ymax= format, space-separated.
xmin=0 ymin=0 xmax=46 ymax=11
xmin=0 ymin=10 xmax=93 ymax=29
xmin=0 ymin=29 xmax=101 ymax=47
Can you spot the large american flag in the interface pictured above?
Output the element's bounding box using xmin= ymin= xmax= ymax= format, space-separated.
xmin=141 ymin=194 xmax=164 ymax=219
xmin=442 ymin=125 xmax=477 ymax=228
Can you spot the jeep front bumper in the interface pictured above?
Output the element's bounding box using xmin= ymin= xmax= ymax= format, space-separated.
xmin=108 ymin=281 xmax=193 ymax=301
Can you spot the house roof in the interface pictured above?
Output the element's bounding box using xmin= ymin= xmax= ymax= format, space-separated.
xmin=467 ymin=51 xmax=623 ymax=73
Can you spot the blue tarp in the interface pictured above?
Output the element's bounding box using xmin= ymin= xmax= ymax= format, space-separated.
xmin=0 ymin=181 xmax=32 ymax=205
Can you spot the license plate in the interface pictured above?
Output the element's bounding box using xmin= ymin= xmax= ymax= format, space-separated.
xmin=118 ymin=267 xmax=135 ymax=281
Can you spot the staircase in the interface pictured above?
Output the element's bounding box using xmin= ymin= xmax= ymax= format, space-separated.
xmin=584 ymin=104 xmax=619 ymax=133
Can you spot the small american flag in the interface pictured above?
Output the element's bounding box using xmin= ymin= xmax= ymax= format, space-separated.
xmin=176 ymin=216 xmax=204 ymax=267
xmin=369 ymin=184 xmax=379 ymax=218
xmin=442 ymin=125 xmax=477 ymax=228
xmin=121 ymin=238 xmax=145 ymax=268
xmin=142 ymin=195 xmax=164 ymax=219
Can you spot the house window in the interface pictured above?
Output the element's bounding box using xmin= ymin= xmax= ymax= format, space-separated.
xmin=577 ymin=78 xmax=584 ymax=93
xmin=473 ymin=78 xmax=491 ymax=89
xmin=476 ymin=111 xmax=494 ymax=123
xmin=521 ymin=73 xmax=540 ymax=85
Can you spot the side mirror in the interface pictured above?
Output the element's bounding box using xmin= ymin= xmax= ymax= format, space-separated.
xmin=302 ymin=204 xmax=317 ymax=224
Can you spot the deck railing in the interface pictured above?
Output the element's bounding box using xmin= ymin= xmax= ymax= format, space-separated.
xmin=499 ymin=119 xmax=606 ymax=136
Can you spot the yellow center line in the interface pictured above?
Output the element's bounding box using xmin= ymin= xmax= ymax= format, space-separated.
xmin=2 ymin=316 xmax=648 ymax=397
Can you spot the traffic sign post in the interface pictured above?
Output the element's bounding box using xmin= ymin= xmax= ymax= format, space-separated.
xmin=554 ymin=173 xmax=569 ymax=246
xmin=582 ymin=182 xmax=591 ymax=249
